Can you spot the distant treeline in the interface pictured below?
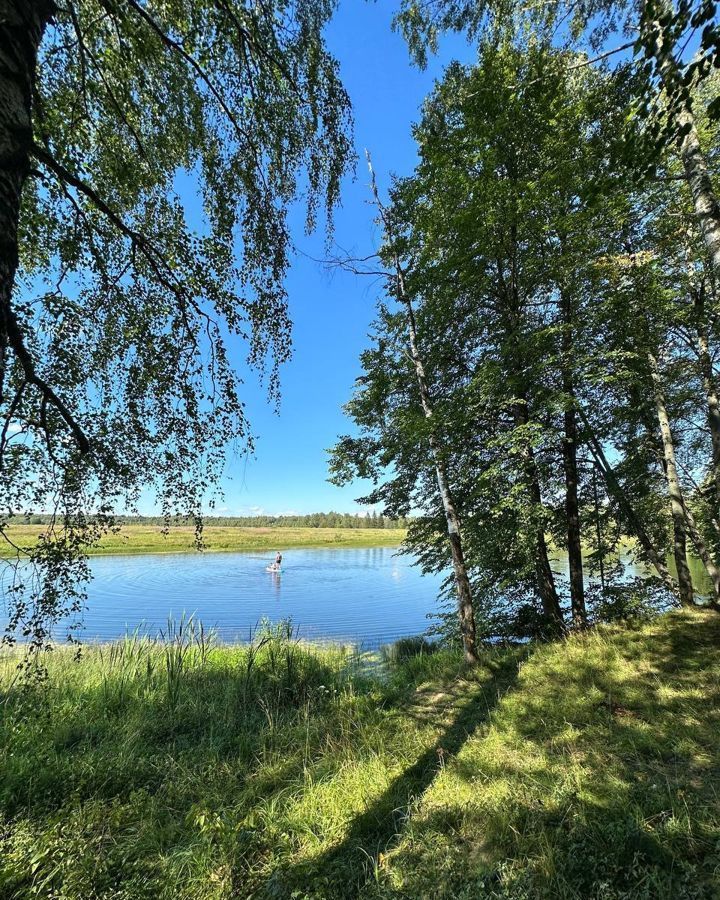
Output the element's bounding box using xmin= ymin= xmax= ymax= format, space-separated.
xmin=14 ymin=512 xmax=409 ymax=530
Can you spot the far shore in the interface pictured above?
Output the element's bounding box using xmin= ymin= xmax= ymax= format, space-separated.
xmin=0 ymin=524 xmax=407 ymax=558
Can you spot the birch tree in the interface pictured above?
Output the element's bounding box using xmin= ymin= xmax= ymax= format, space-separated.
xmin=335 ymin=37 xmax=720 ymax=639
xmin=365 ymin=155 xmax=478 ymax=663
xmin=333 ymin=45 xmax=630 ymax=637
xmin=0 ymin=0 xmax=352 ymax=646
xmin=395 ymin=0 xmax=720 ymax=267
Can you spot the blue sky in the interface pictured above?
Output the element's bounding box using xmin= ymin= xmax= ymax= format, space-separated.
xmin=185 ymin=3 xmax=474 ymax=518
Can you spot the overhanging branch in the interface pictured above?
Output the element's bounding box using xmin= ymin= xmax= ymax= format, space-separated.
xmin=31 ymin=141 xmax=208 ymax=351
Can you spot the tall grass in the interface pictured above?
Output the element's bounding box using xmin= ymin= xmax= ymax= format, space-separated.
xmin=1 ymin=611 xmax=719 ymax=899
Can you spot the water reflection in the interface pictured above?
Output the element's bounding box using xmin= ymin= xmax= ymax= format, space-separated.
xmin=25 ymin=546 xmax=436 ymax=648
xmin=269 ymin=570 xmax=282 ymax=599
xmin=1 ymin=545 xmax=714 ymax=647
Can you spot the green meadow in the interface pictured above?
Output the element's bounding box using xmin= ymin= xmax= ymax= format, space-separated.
xmin=1 ymin=610 xmax=718 ymax=899
xmin=0 ymin=524 xmax=407 ymax=557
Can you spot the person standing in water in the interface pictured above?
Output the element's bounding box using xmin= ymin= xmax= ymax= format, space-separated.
xmin=274 ymin=551 xmax=282 ymax=569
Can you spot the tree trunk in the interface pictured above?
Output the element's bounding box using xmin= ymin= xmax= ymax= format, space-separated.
xmin=592 ymin=463 xmax=607 ymax=593
xmin=560 ymin=291 xmax=587 ymax=628
xmin=577 ymin=406 xmax=680 ymax=597
xmin=647 ymin=351 xmax=695 ymax=606
xmin=694 ymin=291 xmax=720 ymax=504
xmin=649 ymin=350 xmax=720 ymax=603
xmin=678 ymin=111 xmax=720 ymax=273
xmin=0 ymin=1 xmax=54 ymax=403
xmin=680 ymin=493 xmax=720 ymax=604
xmin=652 ymin=20 xmax=720 ymax=272
xmin=366 ymin=153 xmax=479 ymax=663
xmin=396 ymin=267 xmax=479 ymax=664
xmin=512 ymin=398 xmax=566 ymax=634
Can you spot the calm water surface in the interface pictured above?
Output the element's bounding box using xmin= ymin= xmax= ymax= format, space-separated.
xmin=74 ymin=547 xmax=442 ymax=647
xmin=3 ymin=546 xmax=711 ymax=647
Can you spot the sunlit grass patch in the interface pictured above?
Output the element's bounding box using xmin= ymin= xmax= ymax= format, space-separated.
xmin=379 ymin=610 xmax=720 ymax=899
xmin=1 ymin=611 xmax=719 ymax=898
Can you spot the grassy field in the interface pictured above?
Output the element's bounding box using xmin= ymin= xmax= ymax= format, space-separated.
xmin=1 ymin=610 xmax=719 ymax=898
xmin=0 ymin=524 xmax=407 ymax=557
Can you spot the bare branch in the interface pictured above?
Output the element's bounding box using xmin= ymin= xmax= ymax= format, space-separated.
xmin=566 ymin=41 xmax=636 ymax=72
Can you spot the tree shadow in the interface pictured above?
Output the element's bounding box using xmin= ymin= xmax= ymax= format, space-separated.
xmin=269 ymin=650 xmax=526 ymax=899
xmin=377 ymin=611 xmax=720 ymax=900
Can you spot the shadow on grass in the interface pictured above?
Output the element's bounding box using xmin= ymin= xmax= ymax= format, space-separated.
xmin=269 ymin=651 xmax=526 ymax=899
xmin=376 ymin=611 xmax=720 ymax=900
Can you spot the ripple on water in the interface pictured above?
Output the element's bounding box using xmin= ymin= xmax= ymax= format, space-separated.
xmin=2 ymin=547 xmax=444 ymax=648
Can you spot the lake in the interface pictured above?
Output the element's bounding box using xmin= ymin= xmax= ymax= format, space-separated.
xmin=1 ymin=545 xmax=711 ymax=647
xmin=69 ymin=547 xmax=444 ymax=648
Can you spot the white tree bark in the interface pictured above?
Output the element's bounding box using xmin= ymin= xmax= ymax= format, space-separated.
xmin=398 ymin=274 xmax=479 ymax=663
xmin=578 ymin=406 xmax=680 ymax=597
xmin=678 ymin=112 xmax=720 ymax=273
xmin=696 ymin=321 xmax=720 ymax=504
xmin=680 ymin=493 xmax=720 ymax=604
xmin=653 ymin=16 xmax=720 ymax=272
xmin=367 ymin=153 xmax=479 ymax=663
xmin=649 ymin=351 xmax=720 ymax=605
xmin=648 ymin=351 xmax=696 ymax=606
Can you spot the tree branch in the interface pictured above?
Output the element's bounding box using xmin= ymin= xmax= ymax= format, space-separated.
xmin=0 ymin=293 xmax=90 ymax=455
xmin=120 ymin=0 xmax=266 ymax=185
xmin=566 ymin=41 xmax=636 ymax=72
xmin=31 ymin=141 xmax=205 ymax=351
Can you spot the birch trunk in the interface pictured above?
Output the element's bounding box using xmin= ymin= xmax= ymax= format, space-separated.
xmin=560 ymin=291 xmax=587 ymax=628
xmin=677 ymin=110 xmax=720 ymax=273
xmin=396 ymin=267 xmax=479 ymax=664
xmin=592 ymin=463 xmax=607 ymax=592
xmin=648 ymin=351 xmax=695 ymax=606
xmin=653 ymin=25 xmax=720 ymax=272
xmin=694 ymin=291 xmax=720 ymax=504
xmin=697 ymin=329 xmax=720 ymax=500
xmin=0 ymin=1 xmax=54 ymax=403
xmin=680 ymin=494 xmax=720 ymax=604
xmin=366 ymin=153 xmax=479 ymax=663
xmin=648 ymin=352 xmax=720 ymax=603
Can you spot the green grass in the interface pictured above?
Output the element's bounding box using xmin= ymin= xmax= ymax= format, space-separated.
xmin=0 ymin=524 xmax=407 ymax=557
xmin=1 ymin=611 xmax=719 ymax=898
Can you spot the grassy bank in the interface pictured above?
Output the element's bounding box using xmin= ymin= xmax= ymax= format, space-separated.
xmin=0 ymin=524 xmax=407 ymax=557
xmin=1 ymin=611 xmax=719 ymax=898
